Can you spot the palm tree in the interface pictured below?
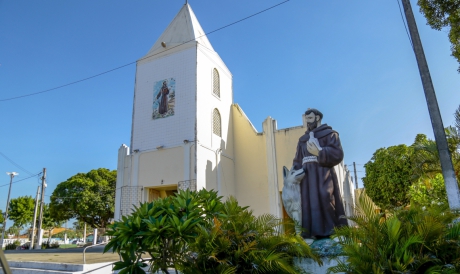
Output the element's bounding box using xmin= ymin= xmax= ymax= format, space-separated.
xmin=185 ymin=197 xmax=321 ymax=274
xmin=329 ymin=191 xmax=460 ymax=273
xmin=412 ymin=126 xmax=460 ymax=182
xmin=455 ymin=105 xmax=460 ymax=133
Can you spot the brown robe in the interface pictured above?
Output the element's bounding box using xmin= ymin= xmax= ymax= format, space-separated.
xmin=157 ymin=85 xmax=169 ymax=114
xmin=293 ymin=124 xmax=348 ymax=238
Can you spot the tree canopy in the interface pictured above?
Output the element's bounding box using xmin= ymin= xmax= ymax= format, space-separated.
xmin=0 ymin=209 xmax=4 ymax=234
xmin=8 ymin=196 xmax=35 ymax=229
xmin=53 ymin=230 xmax=78 ymax=239
xmin=42 ymin=204 xmax=62 ymax=232
xmin=418 ymin=0 xmax=460 ymax=72
xmin=49 ymin=168 xmax=116 ymax=228
xmin=363 ymin=144 xmax=415 ymax=209
xmin=363 ymin=105 xmax=460 ymax=209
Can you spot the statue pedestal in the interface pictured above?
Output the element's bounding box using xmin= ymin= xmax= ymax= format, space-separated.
xmin=294 ymin=238 xmax=346 ymax=274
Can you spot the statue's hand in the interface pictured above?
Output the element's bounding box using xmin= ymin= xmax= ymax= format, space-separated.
xmin=307 ymin=141 xmax=320 ymax=156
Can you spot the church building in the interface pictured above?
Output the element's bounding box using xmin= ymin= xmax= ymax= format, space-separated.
xmin=114 ymin=3 xmax=355 ymax=221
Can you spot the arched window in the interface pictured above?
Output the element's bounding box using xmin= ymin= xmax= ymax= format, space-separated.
xmin=213 ymin=68 xmax=220 ymax=98
xmin=213 ymin=109 xmax=222 ymax=137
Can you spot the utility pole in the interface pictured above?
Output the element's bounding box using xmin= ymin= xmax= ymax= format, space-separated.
xmin=353 ymin=162 xmax=359 ymax=190
xmin=401 ymin=0 xmax=460 ymax=209
xmin=36 ymin=168 xmax=46 ymax=249
xmin=30 ymin=186 xmax=40 ymax=250
xmin=0 ymin=172 xmax=18 ymax=249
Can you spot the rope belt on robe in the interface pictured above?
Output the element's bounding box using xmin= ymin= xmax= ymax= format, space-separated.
xmin=302 ymin=156 xmax=318 ymax=164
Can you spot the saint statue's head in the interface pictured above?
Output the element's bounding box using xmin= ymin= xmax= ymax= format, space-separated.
xmin=163 ymin=81 xmax=167 ymax=86
xmin=304 ymin=108 xmax=323 ymax=131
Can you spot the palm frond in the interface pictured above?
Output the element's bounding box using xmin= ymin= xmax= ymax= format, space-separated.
xmin=454 ymin=105 xmax=460 ymax=132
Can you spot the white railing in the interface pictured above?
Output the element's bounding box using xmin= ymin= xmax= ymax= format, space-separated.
xmin=82 ymin=242 xmax=107 ymax=264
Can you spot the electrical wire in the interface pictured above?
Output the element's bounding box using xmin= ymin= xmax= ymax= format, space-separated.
xmin=396 ymin=0 xmax=414 ymax=49
xmin=0 ymin=0 xmax=290 ymax=102
xmin=0 ymin=151 xmax=36 ymax=176
xmin=45 ymin=194 xmax=114 ymax=199
xmin=0 ymin=173 xmax=42 ymax=188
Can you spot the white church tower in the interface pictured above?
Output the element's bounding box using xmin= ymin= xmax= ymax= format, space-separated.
xmin=115 ymin=4 xmax=235 ymax=219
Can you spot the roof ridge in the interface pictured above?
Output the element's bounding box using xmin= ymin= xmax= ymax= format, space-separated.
xmin=145 ymin=4 xmax=214 ymax=57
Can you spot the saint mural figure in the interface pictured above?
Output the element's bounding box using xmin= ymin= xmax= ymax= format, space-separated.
xmin=292 ymin=108 xmax=348 ymax=239
xmin=156 ymin=81 xmax=170 ymax=114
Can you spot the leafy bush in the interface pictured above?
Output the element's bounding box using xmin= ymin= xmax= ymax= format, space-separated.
xmin=409 ymin=174 xmax=448 ymax=207
xmin=41 ymin=241 xmax=60 ymax=249
xmin=362 ymin=145 xmax=415 ymax=210
xmin=105 ymin=189 xmax=319 ymax=274
xmin=328 ymin=191 xmax=460 ymax=274
xmin=182 ymin=196 xmax=320 ymax=274
xmin=5 ymin=240 xmax=20 ymax=250
xmin=105 ymin=189 xmax=223 ymax=274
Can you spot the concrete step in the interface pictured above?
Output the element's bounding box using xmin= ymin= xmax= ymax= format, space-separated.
xmin=2 ymin=267 xmax=76 ymax=274
xmin=0 ymin=261 xmax=116 ymax=274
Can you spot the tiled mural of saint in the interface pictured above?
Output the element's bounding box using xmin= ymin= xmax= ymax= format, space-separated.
xmin=152 ymin=78 xmax=175 ymax=119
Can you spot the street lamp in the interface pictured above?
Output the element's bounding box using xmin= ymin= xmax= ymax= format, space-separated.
xmin=0 ymin=172 xmax=18 ymax=248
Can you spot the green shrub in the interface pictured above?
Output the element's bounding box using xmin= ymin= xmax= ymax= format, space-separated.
xmin=328 ymin=191 xmax=460 ymax=274
xmin=5 ymin=240 xmax=20 ymax=250
xmin=105 ymin=189 xmax=222 ymax=274
xmin=409 ymin=174 xmax=448 ymax=208
xmin=105 ymin=189 xmax=320 ymax=274
xmin=182 ymin=196 xmax=320 ymax=274
xmin=41 ymin=241 xmax=60 ymax=249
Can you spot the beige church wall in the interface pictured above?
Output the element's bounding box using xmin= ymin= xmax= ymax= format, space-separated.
xmin=220 ymin=156 xmax=236 ymax=198
xmin=231 ymin=104 xmax=270 ymax=216
xmin=122 ymin=155 xmax=132 ymax=187
xmin=115 ymin=145 xmax=131 ymax=220
xmin=131 ymin=45 xmax=197 ymax=152
xmin=188 ymin=143 xmax=196 ymax=181
xmin=273 ymin=126 xmax=306 ymax=191
xmin=137 ymin=146 xmax=184 ymax=188
xmin=220 ymin=105 xmax=236 ymax=198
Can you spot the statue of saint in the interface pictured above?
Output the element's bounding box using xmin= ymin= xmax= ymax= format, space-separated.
xmin=292 ymin=108 xmax=348 ymax=239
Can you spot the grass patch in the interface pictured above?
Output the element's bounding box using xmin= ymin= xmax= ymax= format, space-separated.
xmin=59 ymin=244 xmax=78 ymax=249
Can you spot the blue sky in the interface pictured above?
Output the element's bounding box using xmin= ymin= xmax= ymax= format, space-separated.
xmin=1 ymin=0 xmax=459 ymax=228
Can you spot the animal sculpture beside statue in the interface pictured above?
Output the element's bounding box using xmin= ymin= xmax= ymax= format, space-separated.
xmin=282 ymin=166 xmax=305 ymax=235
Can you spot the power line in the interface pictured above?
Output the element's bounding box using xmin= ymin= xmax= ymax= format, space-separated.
xmin=0 ymin=0 xmax=290 ymax=102
xmin=0 ymin=173 xmax=42 ymax=188
xmin=45 ymin=194 xmax=114 ymax=199
xmin=0 ymin=152 xmax=35 ymax=176
xmin=396 ymin=0 xmax=413 ymax=49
